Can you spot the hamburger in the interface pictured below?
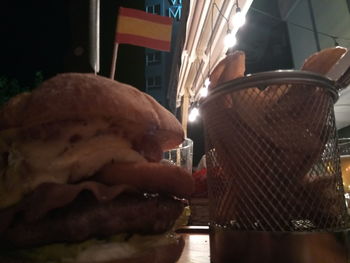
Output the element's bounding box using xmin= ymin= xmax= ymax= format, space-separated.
xmin=0 ymin=73 xmax=194 ymax=263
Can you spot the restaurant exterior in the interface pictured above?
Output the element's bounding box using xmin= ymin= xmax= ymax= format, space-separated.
xmin=168 ymin=0 xmax=350 ymax=133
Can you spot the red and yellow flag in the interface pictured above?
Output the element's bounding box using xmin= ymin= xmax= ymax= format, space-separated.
xmin=115 ymin=7 xmax=173 ymax=52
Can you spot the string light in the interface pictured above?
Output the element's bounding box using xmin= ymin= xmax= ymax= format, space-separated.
xmin=204 ymin=77 xmax=210 ymax=87
xmin=224 ymin=29 xmax=237 ymax=48
xmin=199 ymin=77 xmax=211 ymax=98
xmin=212 ymin=1 xmax=243 ymax=50
xmin=200 ymin=86 xmax=208 ymax=97
xmin=232 ymin=6 xmax=246 ymax=28
xmin=189 ymin=1 xmax=246 ymax=122
xmin=189 ymin=107 xmax=200 ymax=122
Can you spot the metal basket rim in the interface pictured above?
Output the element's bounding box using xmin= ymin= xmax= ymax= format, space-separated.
xmin=200 ymin=70 xmax=339 ymax=108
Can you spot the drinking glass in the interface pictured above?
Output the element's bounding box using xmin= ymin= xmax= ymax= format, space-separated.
xmin=163 ymin=138 xmax=193 ymax=173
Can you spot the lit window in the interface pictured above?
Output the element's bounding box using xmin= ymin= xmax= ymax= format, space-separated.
xmin=146 ymin=76 xmax=162 ymax=90
xmin=146 ymin=52 xmax=161 ymax=66
xmin=146 ymin=4 xmax=161 ymax=15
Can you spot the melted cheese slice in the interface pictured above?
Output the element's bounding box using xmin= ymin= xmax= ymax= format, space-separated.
xmin=0 ymin=130 xmax=145 ymax=208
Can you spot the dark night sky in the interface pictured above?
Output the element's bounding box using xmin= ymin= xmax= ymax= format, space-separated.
xmin=0 ymin=1 xmax=70 ymax=85
xmin=0 ymin=0 xmax=146 ymax=90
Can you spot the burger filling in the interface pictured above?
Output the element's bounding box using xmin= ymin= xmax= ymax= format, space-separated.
xmin=0 ymin=120 xmax=193 ymax=262
xmin=0 ymin=120 xmax=155 ymax=208
xmin=0 ymin=73 xmax=193 ymax=263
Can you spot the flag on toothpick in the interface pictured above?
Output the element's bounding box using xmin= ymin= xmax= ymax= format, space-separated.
xmin=115 ymin=7 xmax=173 ymax=52
xmin=110 ymin=7 xmax=173 ymax=79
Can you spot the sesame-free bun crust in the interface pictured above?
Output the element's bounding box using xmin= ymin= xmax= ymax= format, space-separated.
xmin=0 ymin=73 xmax=184 ymax=150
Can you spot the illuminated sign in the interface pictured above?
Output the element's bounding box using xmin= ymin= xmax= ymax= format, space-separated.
xmin=168 ymin=0 xmax=182 ymax=20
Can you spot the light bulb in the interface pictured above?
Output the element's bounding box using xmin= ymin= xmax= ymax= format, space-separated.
xmin=233 ymin=10 xmax=246 ymax=28
xmin=189 ymin=107 xmax=199 ymax=122
xmin=204 ymin=78 xmax=211 ymax=88
xmin=224 ymin=31 xmax=237 ymax=48
xmin=200 ymin=86 xmax=208 ymax=97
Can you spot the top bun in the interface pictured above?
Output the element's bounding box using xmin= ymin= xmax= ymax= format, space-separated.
xmin=0 ymin=73 xmax=184 ymax=150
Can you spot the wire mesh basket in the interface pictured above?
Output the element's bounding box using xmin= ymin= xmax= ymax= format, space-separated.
xmin=200 ymin=70 xmax=349 ymax=232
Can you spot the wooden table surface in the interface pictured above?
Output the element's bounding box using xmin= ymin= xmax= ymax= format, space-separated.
xmin=177 ymin=227 xmax=210 ymax=263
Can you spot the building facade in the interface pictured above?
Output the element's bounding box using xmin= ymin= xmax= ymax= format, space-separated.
xmin=144 ymin=0 xmax=182 ymax=108
xmin=168 ymin=0 xmax=350 ymax=133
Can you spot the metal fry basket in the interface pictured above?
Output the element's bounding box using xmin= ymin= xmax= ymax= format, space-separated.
xmin=200 ymin=70 xmax=348 ymax=232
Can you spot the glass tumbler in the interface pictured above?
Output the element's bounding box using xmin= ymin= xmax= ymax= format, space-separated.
xmin=163 ymin=138 xmax=193 ymax=173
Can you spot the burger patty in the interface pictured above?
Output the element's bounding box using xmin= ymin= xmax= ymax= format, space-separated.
xmin=0 ymin=192 xmax=184 ymax=249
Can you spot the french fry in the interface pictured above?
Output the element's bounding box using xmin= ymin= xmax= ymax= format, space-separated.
xmin=301 ymin=46 xmax=347 ymax=75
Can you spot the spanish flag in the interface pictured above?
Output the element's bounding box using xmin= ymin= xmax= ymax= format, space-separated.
xmin=115 ymin=7 xmax=173 ymax=52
